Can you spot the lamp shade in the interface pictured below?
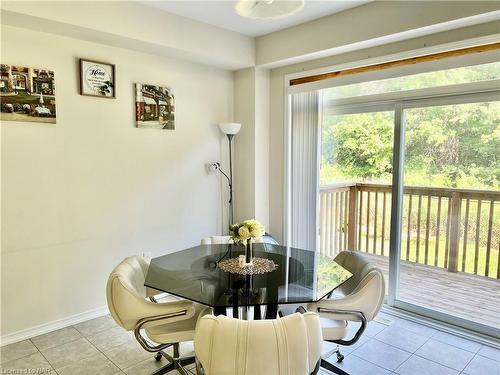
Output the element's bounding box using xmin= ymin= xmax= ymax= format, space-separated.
xmin=219 ymin=122 xmax=241 ymax=135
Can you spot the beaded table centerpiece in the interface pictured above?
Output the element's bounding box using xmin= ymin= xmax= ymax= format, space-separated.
xmin=217 ymin=257 xmax=278 ymax=275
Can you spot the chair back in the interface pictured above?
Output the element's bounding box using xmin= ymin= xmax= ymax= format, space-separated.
xmin=200 ymin=236 xmax=232 ymax=245
xmin=333 ymin=251 xmax=385 ymax=321
xmin=194 ymin=312 xmax=322 ymax=375
xmin=106 ymin=256 xmax=152 ymax=330
xmin=262 ymin=233 xmax=279 ymax=245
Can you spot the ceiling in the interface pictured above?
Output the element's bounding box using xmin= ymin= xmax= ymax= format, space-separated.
xmin=142 ymin=1 xmax=371 ymax=37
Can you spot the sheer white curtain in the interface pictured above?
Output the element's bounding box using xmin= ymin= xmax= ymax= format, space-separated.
xmin=290 ymin=91 xmax=320 ymax=250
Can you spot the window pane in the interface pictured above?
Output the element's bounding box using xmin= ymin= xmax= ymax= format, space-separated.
xmin=321 ymin=111 xmax=394 ymax=185
xmin=405 ymin=101 xmax=500 ymax=190
xmin=399 ymin=101 xmax=500 ymax=329
xmin=322 ymin=62 xmax=500 ymax=100
xmin=319 ymin=111 xmax=394 ymax=295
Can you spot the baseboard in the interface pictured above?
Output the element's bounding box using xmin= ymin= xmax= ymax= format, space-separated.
xmin=0 ymin=306 xmax=109 ymax=346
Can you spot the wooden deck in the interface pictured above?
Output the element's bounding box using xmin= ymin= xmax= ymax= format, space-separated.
xmin=363 ymin=253 xmax=500 ymax=329
xmin=319 ymin=183 xmax=500 ymax=278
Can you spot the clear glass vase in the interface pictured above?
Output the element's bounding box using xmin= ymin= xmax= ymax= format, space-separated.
xmin=245 ymin=239 xmax=253 ymax=264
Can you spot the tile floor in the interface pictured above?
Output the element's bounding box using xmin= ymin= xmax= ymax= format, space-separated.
xmin=1 ymin=310 xmax=499 ymax=375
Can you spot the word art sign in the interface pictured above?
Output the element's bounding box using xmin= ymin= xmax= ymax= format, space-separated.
xmin=80 ymin=59 xmax=115 ymax=98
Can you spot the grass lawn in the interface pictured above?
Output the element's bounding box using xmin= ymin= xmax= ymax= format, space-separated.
xmin=0 ymin=90 xmax=54 ymax=104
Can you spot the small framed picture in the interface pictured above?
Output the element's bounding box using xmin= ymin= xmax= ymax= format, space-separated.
xmin=135 ymin=83 xmax=175 ymax=130
xmin=79 ymin=58 xmax=115 ymax=98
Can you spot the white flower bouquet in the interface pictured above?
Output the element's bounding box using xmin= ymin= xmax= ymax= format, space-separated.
xmin=229 ymin=219 xmax=265 ymax=246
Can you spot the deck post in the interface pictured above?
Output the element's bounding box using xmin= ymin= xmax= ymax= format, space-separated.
xmin=347 ymin=185 xmax=358 ymax=250
xmin=447 ymin=192 xmax=462 ymax=273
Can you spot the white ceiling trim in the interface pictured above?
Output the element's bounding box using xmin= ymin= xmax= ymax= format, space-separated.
xmin=260 ymin=10 xmax=500 ymax=69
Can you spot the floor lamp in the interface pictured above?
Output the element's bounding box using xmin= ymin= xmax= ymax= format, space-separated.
xmin=218 ymin=122 xmax=241 ymax=226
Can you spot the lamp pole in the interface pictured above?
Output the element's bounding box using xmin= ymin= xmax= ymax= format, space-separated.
xmin=218 ymin=122 xmax=241 ymax=228
xmin=227 ymin=134 xmax=234 ymax=226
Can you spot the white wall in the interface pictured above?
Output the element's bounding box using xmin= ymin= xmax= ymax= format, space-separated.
xmin=267 ymin=21 xmax=500 ymax=242
xmin=1 ymin=25 xmax=233 ymax=336
xmin=233 ymin=68 xmax=270 ymax=229
xmin=233 ymin=68 xmax=256 ymax=223
xmin=254 ymin=68 xmax=270 ymax=229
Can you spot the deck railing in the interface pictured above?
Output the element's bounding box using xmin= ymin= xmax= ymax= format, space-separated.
xmin=319 ymin=182 xmax=500 ymax=279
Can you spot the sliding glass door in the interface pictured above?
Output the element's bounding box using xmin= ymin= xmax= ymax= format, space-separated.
xmin=397 ymin=100 xmax=500 ymax=331
xmin=288 ymin=58 xmax=500 ymax=337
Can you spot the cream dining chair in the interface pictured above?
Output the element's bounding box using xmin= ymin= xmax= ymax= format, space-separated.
xmin=305 ymin=250 xmax=385 ymax=375
xmin=106 ymin=256 xmax=208 ymax=375
xmin=200 ymin=235 xmax=233 ymax=245
xmin=194 ymin=312 xmax=323 ymax=375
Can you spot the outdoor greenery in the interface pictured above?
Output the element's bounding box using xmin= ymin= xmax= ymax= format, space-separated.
xmin=321 ymin=111 xmax=394 ymax=184
xmin=321 ymin=61 xmax=500 ymax=189
xmin=321 ymin=102 xmax=500 ymax=189
xmin=322 ymin=61 xmax=499 ymax=101
xmin=317 ymin=256 xmax=352 ymax=295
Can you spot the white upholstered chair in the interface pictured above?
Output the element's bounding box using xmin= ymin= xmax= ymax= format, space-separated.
xmin=194 ymin=312 xmax=323 ymax=375
xmin=200 ymin=235 xmax=233 ymax=245
xmin=306 ymin=250 xmax=385 ymax=374
xmin=106 ymin=256 xmax=208 ymax=375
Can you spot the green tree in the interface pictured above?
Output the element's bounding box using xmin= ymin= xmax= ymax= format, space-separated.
xmin=322 ymin=112 xmax=394 ymax=180
xmin=322 ymin=102 xmax=500 ymax=188
xmin=404 ymin=102 xmax=500 ymax=188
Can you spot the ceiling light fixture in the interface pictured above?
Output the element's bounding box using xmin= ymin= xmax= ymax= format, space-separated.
xmin=235 ymin=0 xmax=304 ymax=20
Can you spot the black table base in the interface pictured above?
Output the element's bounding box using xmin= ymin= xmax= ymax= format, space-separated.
xmin=264 ymin=304 xmax=278 ymax=319
xmin=213 ymin=306 xmax=226 ymax=316
xmin=212 ymin=303 xmax=278 ymax=320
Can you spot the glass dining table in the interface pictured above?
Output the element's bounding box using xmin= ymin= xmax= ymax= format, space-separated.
xmin=145 ymin=243 xmax=352 ymax=319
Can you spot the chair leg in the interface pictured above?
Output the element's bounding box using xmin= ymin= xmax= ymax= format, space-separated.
xmin=150 ymin=346 xmax=194 ymax=375
xmin=150 ymin=361 xmax=176 ymax=375
xmin=195 ymin=357 xmax=205 ymax=375
xmin=333 ymin=345 xmax=344 ymax=362
xmin=320 ymin=358 xmax=350 ymax=375
xmin=173 ymin=343 xmax=180 ymax=367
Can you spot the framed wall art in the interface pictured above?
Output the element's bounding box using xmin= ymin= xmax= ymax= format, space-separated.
xmin=80 ymin=59 xmax=115 ymax=98
xmin=135 ymin=83 xmax=175 ymax=130
xmin=0 ymin=63 xmax=57 ymax=124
